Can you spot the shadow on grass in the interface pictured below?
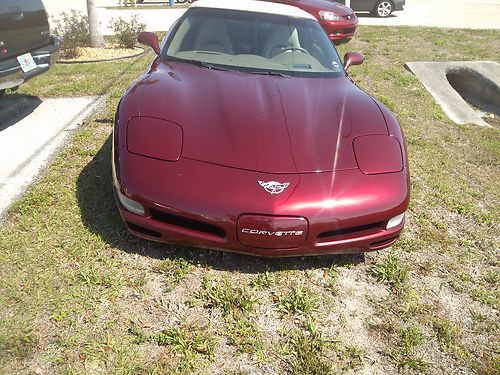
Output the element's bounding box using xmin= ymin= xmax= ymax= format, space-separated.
xmin=76 ymin=135 xmax=364 ymax=273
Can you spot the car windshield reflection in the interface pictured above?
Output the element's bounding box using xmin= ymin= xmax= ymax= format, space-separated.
xmin=164 ymin=8 xmax=344 ymax=77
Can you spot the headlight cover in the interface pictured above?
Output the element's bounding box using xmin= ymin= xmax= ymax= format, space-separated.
xmin=387 ymin=213 xmax=405 ymax=230
xmin=127 ymin=116 xmax=183 ymax=161
xmin=353 ymin=135 xmax=403 ymax=175
xmin=117 ymin=189 xmax=145 ymax=216
xmin=319 ymin=10 xmax=341 ymax=21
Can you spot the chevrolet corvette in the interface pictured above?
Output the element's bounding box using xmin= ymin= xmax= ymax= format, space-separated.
xmin=113 ymin=0 xmax=410 ymax=256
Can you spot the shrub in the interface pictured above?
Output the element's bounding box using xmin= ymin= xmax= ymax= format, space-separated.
xmin=51 ymin=11 xmax=90 ymax=58
xmin=110 ymin=15 xmax=146 ymax=48
xmin=119 ymin=0 xmax=136 ymax=6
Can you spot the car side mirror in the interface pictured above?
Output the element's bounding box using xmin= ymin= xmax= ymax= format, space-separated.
xmin=138 ymin=32 xmax=160 ymax=55
xmin=343 ymin=52 xmax=364 ymax=71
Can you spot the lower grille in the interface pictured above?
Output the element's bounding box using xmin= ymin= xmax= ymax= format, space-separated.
xmin=127 ymin=222 xmax=161 ymax=238
xmin=370 ymin=236 xmax=399 ymax=248
xmin=150 ymin=209 xmax=226 ymax=239
xmin=317 ymin=222 xmax=383 ymax=241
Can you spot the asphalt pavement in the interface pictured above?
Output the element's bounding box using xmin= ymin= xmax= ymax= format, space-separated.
xmin=43 ymin=0 xmax=500 ymax=32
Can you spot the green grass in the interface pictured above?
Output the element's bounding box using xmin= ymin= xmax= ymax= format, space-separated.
xmin=0 ymin=26 xmax=499 ymax=373
xmin=18 ymin=58 xmax=147 ymax=98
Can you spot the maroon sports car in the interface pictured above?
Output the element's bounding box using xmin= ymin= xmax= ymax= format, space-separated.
xmin=113 ymin=0 xmax=410 ymax=257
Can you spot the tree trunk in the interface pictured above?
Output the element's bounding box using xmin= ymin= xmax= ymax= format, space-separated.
xmin=87 ymin=0 xmax=105 ymax=47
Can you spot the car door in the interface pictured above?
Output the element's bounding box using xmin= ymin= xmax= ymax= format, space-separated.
xmin=337 ymin=0 xmax=374 ymax=12
xmin=0 ymin=0 xmax=51 ymax=61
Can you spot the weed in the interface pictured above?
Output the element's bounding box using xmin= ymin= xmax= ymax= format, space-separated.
xmin=251 ymin=270 xmax=274 ymax=289
xmin=195 ymin=278 xmax=257 ymax=316
xmin=431 ymin=317 xmax=460 ymax=352
xmin=278 ymin=282 xmax=318 ymax=316
xmin=279 ymin=326 xmax=363 ymax=374
xmin=324 ymin=265 xmax=340 ymax=293
xmin=156 ymin=256 xmax=192 ymax=290
xmin=227 ymin=318 xmax=263 ymax=354
xmin=390 ymin=325 xmax=430 ymax=371
xmin=283 ymin=329 xmax=333 ymax=374
xmin=129 ymin=324 xmax=215 ymax=372
xmin=372 ymin=255 xmax=409 ymax=294
xmin=402 ymin=325 xmax=425 ymax=349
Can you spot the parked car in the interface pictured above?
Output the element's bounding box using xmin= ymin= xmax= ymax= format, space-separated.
xmin=336 ymin=0 xmax=405 ymax=17
xmin=263 ymin=0 xmax=358 ymax=43
xmin=0 ymin=0 xmax=60 ymax=98
xmin=114 ymin=0 xmax=410 ymax=257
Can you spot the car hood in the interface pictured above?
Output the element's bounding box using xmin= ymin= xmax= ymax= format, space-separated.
xmin=138 ymin=60 xmax=388 ymax=174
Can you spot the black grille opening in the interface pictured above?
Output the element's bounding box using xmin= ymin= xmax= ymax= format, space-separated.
xmin=371 ymin=236 xmax=399 ymax=248
xmin=127 ymin=222 xmax=161 ymax=238
xmin=317 ymin=222 xmax=383 ymax=239
xmin=150 ymin=209 xmax=226 ymax=239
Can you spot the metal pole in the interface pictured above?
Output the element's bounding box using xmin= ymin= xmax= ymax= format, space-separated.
xmin=169 ymin=0 xmax=174 ymax=6
xmin=345 ymin=0 xmax=351 ymax=7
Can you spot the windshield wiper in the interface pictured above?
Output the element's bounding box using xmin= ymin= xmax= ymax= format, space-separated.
xmin=165 ymin=56 xmax=231 ymax=71
xmin=251 ymin=71 xmax=291 ymax=78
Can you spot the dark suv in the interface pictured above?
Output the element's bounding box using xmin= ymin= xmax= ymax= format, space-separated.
xmin=0 ymin=0 xmax=60 ymax=97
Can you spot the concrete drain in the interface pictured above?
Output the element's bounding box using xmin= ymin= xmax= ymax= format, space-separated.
xmin=446 ymin=68 xmax=500 ymax=116
xmin=405 ymin=61 xmax=500 ymax=127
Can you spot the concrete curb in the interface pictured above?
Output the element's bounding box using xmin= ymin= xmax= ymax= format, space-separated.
xmin=405 ymin=61 xmax=500 ymax=127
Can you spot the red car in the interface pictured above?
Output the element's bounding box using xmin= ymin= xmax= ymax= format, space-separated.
xmin=113 ymin=0 xmax=410 ymax=257
xmin=266 ymin=0 xmax=358 ymax=43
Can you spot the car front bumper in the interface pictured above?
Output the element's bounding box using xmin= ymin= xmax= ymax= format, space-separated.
xmin=319 ymin=15 xmax=358 ymax=44
xmin=0 ymin=37 xmax=60 ymax=91
xmin=114 ymin=154 xmax=410 ymax=257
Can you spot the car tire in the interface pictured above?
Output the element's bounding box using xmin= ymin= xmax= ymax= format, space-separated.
xmin=0 ymin=89 xmax=5 ymax=99
xmin=373 ymin=0 xmax=393 ymax=17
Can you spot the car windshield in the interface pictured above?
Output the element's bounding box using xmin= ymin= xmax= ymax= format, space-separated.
xmin=163 ymin=7 xmax=344 ymax=77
